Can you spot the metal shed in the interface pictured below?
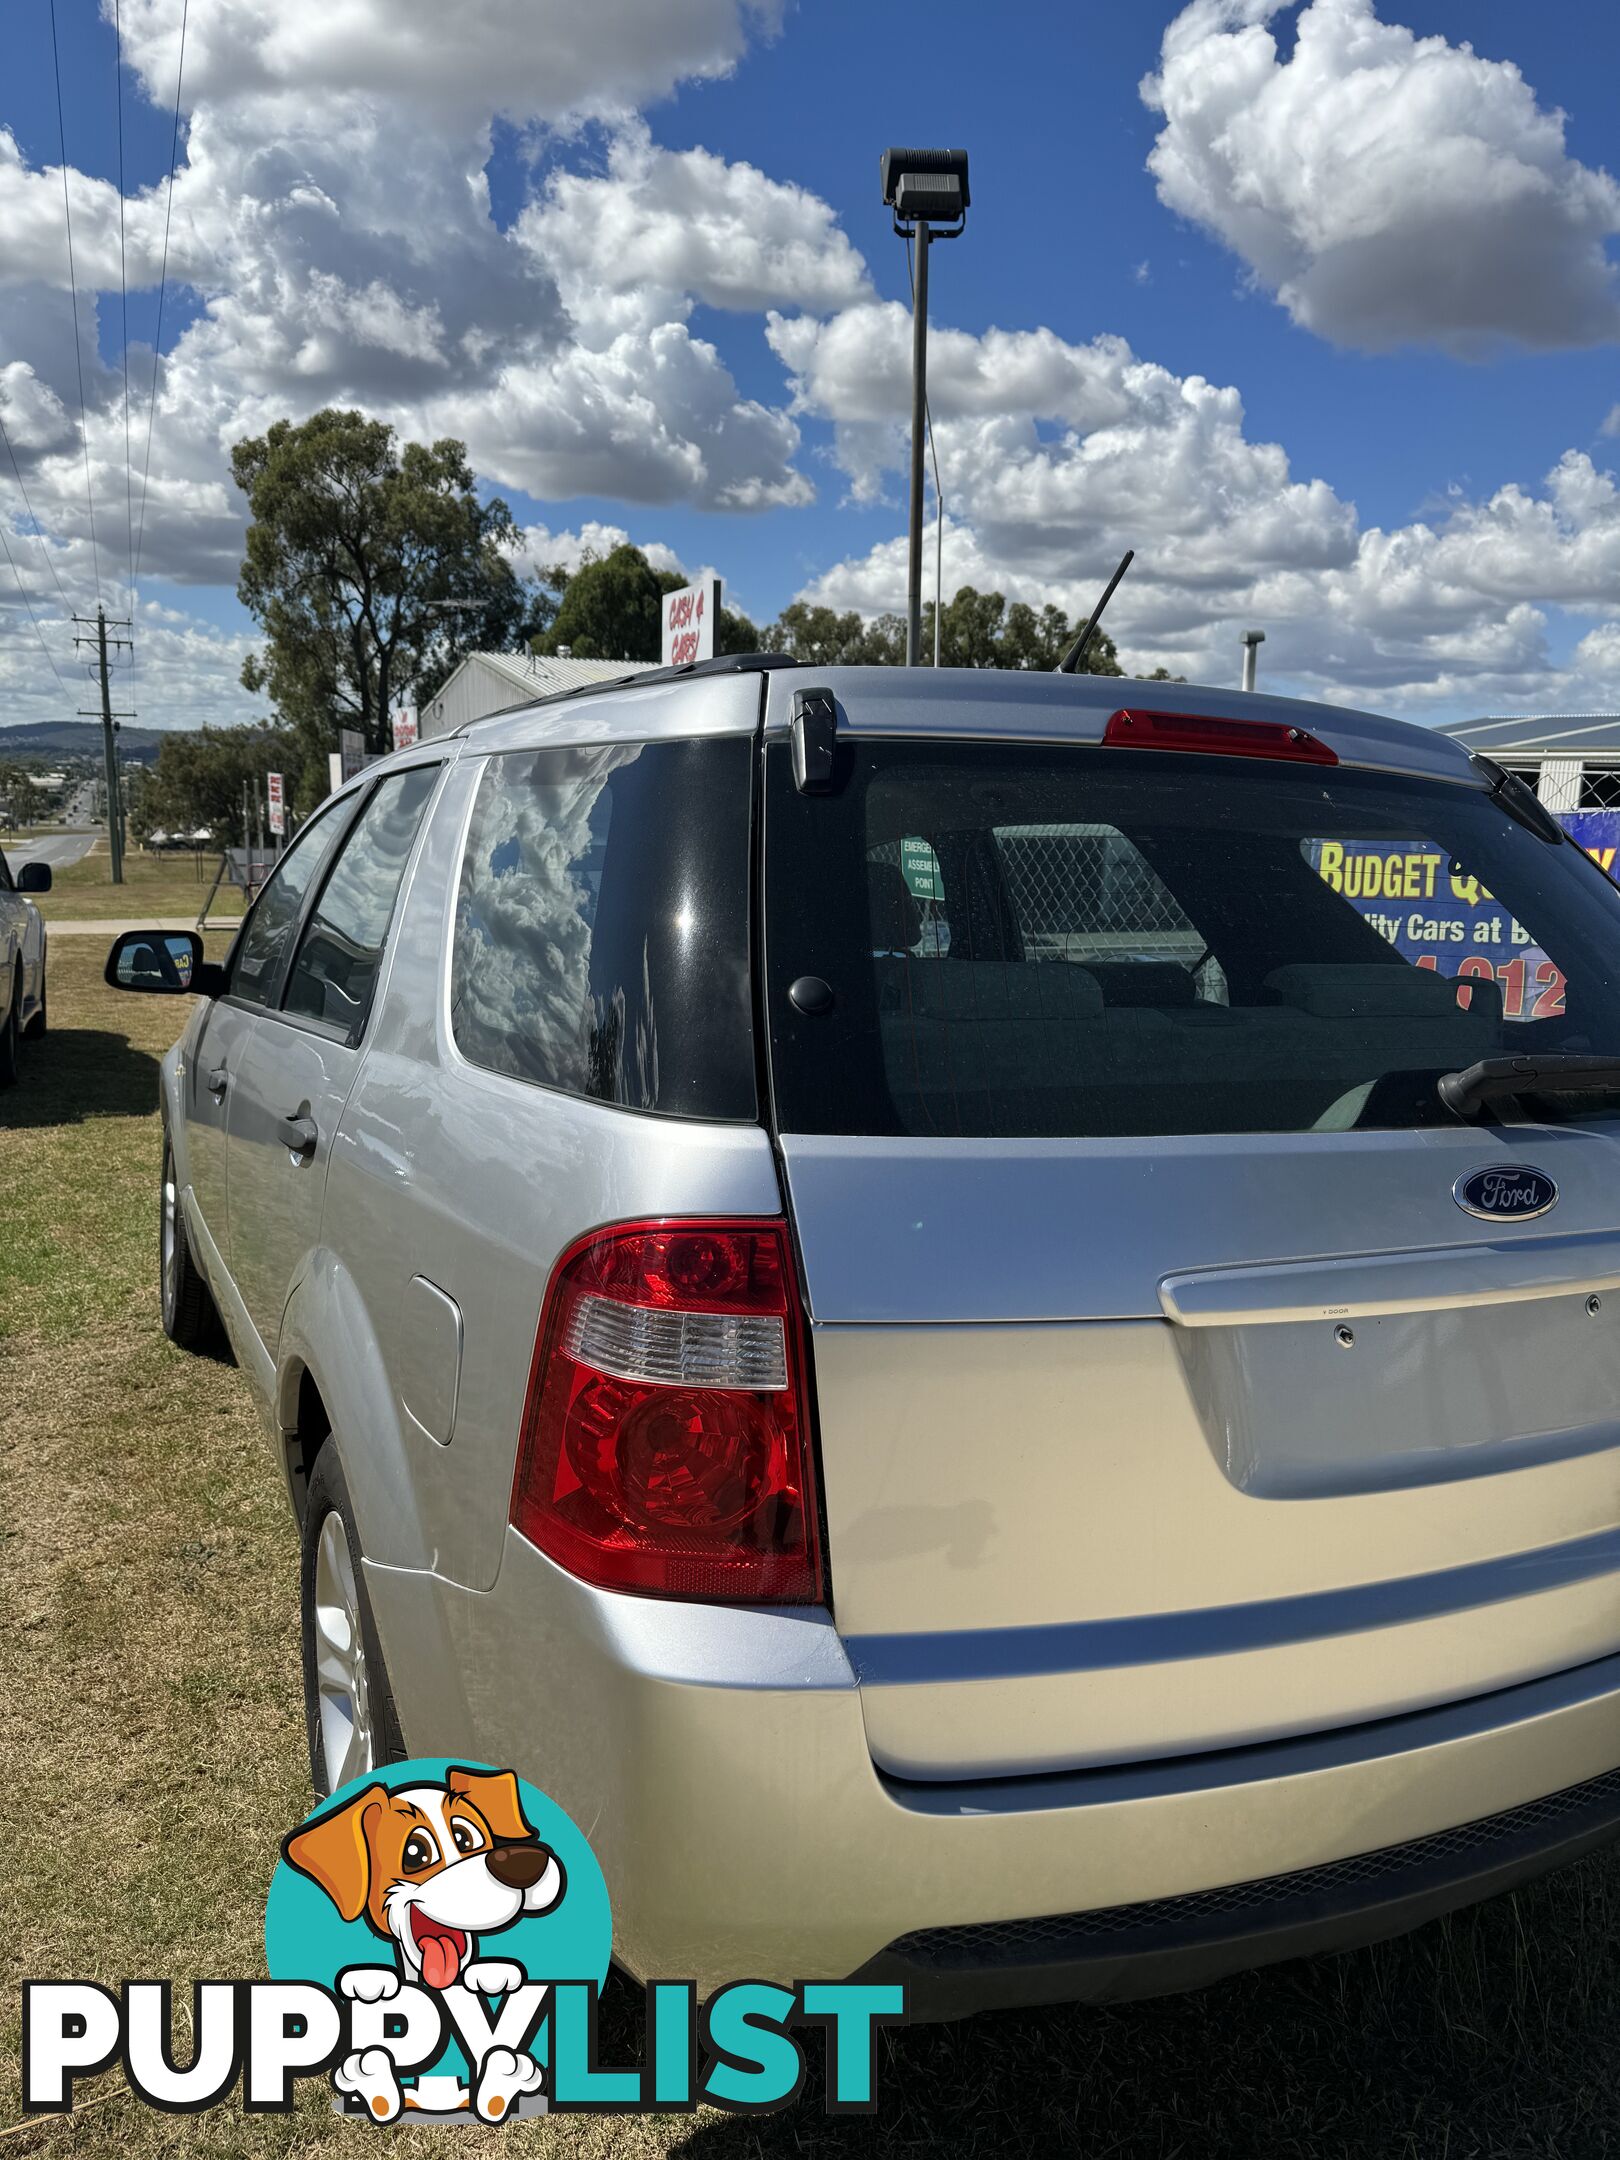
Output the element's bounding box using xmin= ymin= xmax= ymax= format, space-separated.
xmin=1435 ymin=715 xmax=1620 ymax=811
xmin=418 ymin=651 xmax=658 ymax=741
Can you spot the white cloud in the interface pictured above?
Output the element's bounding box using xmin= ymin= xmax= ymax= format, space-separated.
xmin=1141 ymin=0 xmax=1620 ymax=352
xmin=519 ymin=120 xmax=871 ymax=340
xmin=513 ymin=519 xmax=685 ymax=579
xmin=0 ymin=0 xmax=850 ymax=648
xmin=781 ymin=296 xmax=1620 ymax=709
xmin=114 ymin=0 xmax=783 ymax=127
xmin=7 ymin=0 xmax=1620 ymax=735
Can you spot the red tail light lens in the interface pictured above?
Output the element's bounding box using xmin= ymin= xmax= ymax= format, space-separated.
xmin=511 ymin=1220 xmax=823 ymax=1603
xmin=1103 ymin=708 xmax=1338 ymax=765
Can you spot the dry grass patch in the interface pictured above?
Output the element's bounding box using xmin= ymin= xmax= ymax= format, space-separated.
xmin=34 ymin=845 xmax=242 ymax=925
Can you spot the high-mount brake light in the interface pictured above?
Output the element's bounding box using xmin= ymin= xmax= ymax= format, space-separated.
xmin=1103 ymin=708 xmax=1338 ymax=766
xmin=510 ymin=1220 xmax=823 ymax=1603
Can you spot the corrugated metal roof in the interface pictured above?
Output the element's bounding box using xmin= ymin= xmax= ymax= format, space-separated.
xmin=472 ymin=651 xmax=658 ymax=695
xmin=420 ymin=650 xmax=657 ymax=739
xmin=1435 ymin=714 xmax=1620 ymax=757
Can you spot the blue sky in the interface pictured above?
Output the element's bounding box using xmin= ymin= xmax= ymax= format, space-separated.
xmin=3 ymin=0 xmax=1620 ymax=726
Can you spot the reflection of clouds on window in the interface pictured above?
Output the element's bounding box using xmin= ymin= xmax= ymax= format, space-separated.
xmin=453 ymin=744 xmax=640 ymax=1101
xmin=451 ymin=735 xmax=757 ymax=1121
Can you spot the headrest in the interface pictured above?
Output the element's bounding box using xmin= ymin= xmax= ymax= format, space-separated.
xmin=868 ymin=862 xmax=922 ymax=952
xmin=1265 ymin=963 xmax=1482 ymax=1019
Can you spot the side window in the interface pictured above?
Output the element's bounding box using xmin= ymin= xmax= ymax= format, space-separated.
xmin=283 ymin=766 xmax=440 ymax=1038
xmin=228 ymin=805 xmax=347 ymax=1008
xmin=451 ymin=737 xmax=755 ymax=1119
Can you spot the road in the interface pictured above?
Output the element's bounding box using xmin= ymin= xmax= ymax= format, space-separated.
xmin=6 ymin=828 xmax=98 ymax=872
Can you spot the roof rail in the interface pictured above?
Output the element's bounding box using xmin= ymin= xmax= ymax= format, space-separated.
xmin=459 ymin=650 xmax=801 ymax=730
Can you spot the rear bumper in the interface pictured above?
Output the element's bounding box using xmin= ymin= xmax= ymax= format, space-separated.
xmin=855 ymin=1761 xmax=1620 ymax=2018
xmin=365 ymin=1532 xmax=1620 ymax=2009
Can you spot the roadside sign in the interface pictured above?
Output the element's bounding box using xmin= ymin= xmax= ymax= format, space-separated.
xmin=327 ymin=752 xmax=343 ymax=797
xmin=661 ymin=577 xmax=721 ymax=668
xmin=1307 ymin=805 xmax=1620 ymax=1021
xmin=339 ymin=727 xmax=367 ymax=783
xmin=392 ymin=707 xmax=419 ymax=752
xmin=266 ymin=772 xmax=285 ymax=836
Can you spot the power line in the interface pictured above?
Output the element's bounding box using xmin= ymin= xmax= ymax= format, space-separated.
xmin=0 ymin=408 xmax=73 ymax=616
xmin=47 ymin=0 xmax=101 ymax=606
xmin=114 ymin=0 xmax=135 ymax=618
xmin=133 ymin=0 xmax=189 ymax=589
xmin=0 ymin=520 xmax=68 ymax=691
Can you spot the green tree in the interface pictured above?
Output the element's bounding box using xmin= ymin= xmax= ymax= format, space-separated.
xmin=532 ymin=544 xmax=670 ymax=662
xmin=717 ymin=604 xmax=761 ymax=654
xmin=760 ymin=588 xmax=1127 ymax=673
xmin=763 ymin=602 xmax=906 ymax=666
xmin=233 ymin=409 xmax=548 ymax=793
xmin=142 ymin=723 xmax=300 ymax=848
xmin=918 ymin=586 xmax=1125 ymax=673
xmin=0 ymin=762 xmax=41 ymax=828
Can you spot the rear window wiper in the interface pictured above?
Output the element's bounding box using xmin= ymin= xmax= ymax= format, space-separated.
xmin=1439 ymin=1053 xmax=1620 ymax=1119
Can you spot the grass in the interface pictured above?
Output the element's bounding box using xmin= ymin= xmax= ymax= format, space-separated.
xmin=6 ymin=948 xmax=1620 ymax=2154
xmin=32 ymin=843 xmax=242 ymax=925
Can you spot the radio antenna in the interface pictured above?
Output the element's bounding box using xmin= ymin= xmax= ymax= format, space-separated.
xmin=1057 ymin=548 xmax=1133 ymax=674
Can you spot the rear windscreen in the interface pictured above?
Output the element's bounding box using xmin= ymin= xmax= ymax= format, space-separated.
xmin=763 ymin=739 xmax=1620 ymax=1138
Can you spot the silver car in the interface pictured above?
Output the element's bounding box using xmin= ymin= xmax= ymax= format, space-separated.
xmin=0 ymin=842 xmax=51 ymax=1086
xmin=109 ymin=661 xmax=1620 ymax=2015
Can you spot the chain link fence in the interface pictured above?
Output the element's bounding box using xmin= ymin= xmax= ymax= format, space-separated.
xmin=871 ymin=824 xmax=1227 ymax=994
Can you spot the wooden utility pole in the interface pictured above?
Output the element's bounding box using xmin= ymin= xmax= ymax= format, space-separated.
xmin=72 ymin=606 xmax=133 ymax=885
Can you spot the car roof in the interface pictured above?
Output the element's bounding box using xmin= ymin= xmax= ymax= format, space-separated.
xmin=446 ymin=656 xmax=1479 ymax=787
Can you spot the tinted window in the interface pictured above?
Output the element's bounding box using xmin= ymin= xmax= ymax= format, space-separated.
xmin=765 ymin=740 xmax=1620 ymax=1139
xmin=451 ymin=738 xmax=755 ymax=1119
xmin=285 ymin=766 xmax=439 ymax=1036
xmin=228 ymin=805 xmax=346 ymax=1009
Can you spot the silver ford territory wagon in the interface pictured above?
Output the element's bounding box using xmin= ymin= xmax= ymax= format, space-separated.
xmin=110 ymin=659 xmax=1620 ymax=2016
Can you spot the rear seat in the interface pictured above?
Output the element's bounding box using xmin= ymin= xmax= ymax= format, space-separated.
xmin=874 ymin=957 xmax=1505 ymax=1132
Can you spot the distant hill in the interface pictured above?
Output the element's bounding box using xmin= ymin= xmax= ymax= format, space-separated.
xmin=0 ymin=720 xmax=185 ymax=765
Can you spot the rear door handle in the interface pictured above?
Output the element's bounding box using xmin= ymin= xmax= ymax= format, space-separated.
xmin=206 ymin=1066 xmax=228 ymax=1099
xmin=277 ymin=1113 xmax=318 ymax=1162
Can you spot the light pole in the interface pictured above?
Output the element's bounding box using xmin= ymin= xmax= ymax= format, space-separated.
xmin=1241 ymin=629 xmax=1266 ymax=694
xmin=882 ymin=148 xmax=970 ymax=666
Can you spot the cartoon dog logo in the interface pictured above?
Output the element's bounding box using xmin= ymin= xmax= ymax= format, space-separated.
xmin=283 ymin=1766 xmax=565 ymax=2121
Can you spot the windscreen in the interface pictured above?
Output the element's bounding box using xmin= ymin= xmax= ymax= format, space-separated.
xmin=763 ymin=739 xmax=1620 ymax=1139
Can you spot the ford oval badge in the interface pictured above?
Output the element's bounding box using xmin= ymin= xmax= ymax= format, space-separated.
xmin=1454 ymin=1166 xmax=1559 ymax=1222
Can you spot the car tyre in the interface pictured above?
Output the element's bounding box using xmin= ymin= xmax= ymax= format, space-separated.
xmin=301 ymin=1443 xmax=406 ymax=1799
xmin=160 ymin=1139 xmax=222 ymax=1351
xmin=0 ymin=970 xmax=20 ymax=1088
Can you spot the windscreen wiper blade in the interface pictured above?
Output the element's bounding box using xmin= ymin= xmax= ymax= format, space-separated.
xmin=1439 ymin=1054 xmax=1620 ymax=1119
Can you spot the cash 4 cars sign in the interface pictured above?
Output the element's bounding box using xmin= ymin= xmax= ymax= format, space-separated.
xmin=662 ymin=577 xmax=720 ymax=668
xmin=1309 ymin=810 xmax=1620 ymax=1019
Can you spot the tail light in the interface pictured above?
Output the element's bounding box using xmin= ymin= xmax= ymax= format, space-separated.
xmin=511 ymin=1219 xmax=823 ymax=1603
xmin=1103 ymin=708 xmax=1338 ymax=765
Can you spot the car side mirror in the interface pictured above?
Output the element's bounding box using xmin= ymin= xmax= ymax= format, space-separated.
xmin=104 ymin=928 xmax=226 ymax=999
xmin=17 ymin=862 xmax=51 ymax=893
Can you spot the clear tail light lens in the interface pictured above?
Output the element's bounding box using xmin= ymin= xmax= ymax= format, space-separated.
xmin=510 ymin=1220 xmax=823 ymax=1603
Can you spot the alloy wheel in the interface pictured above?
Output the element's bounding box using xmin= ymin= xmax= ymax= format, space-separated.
xmin=160 ymin=1156 xmax=178 ymax=1326
xmin=312 ymin=1508 xmax=375 ymax=1790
